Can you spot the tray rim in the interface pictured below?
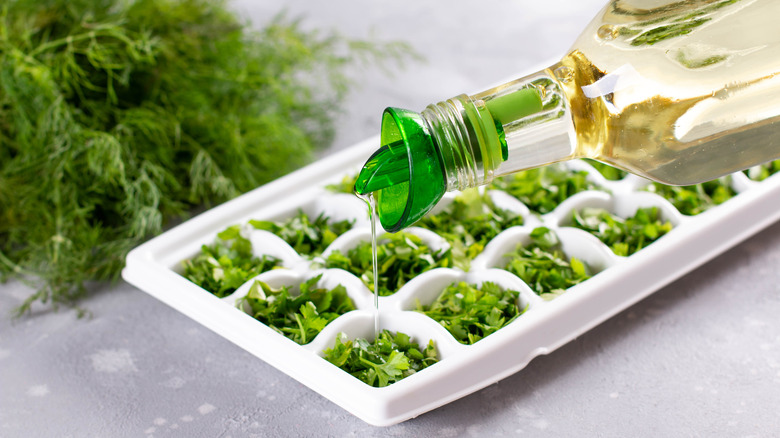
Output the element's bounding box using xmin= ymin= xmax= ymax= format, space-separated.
xmin=123 ymin=133 xmax=780 ymax=427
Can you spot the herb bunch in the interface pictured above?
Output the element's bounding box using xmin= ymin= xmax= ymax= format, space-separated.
xmin=644 ymin=179 xmax=735 ymax=216
xmin=182 ymin=225 xmax=280 ymax=298
xmin=415 ymin=189 xmax=523 ymax=268
xmin=238 ymin=275 xmax=355 ymax=345
xmin=250 ymin=211 xmax=354 ymax=257
xmin=503 ymin=227 xmax=591 ymax=299
xmin=0 ymin=0 xmax=413 ymax=314
xmin=571 ymin=207 xmax=673 ymax=256
xmin=488 ymin=165 xmax=600 ymax=214
xmin=416 ymin=281 xmax=525 ymax=345
xmin=324 ymin=232 xmax=451 ymax=296
xmin=323 ymin=330 xmax=438 ymax=387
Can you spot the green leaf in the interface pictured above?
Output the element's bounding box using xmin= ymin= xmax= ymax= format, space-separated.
xmin=417 ymin=281 xmax=524 ymax=345
xmin=237 ymin=275 xmax=355 ymax=345
xmin=488 ymin=165 xmax=603 ymax=214
xmin=502 ymin=227 xmax=592 ymax=298
xmin=323 ymin=330 xmax=438 ymax=387
xmin=583 ymin=159 xmax=628 ymax=180
xmin=250 ymin=210 xmax=354 ymax=257
xmin=183 ymin=225 xmax=281 ymax=297
xmin=571 ymin=207 xmax=673 ymax=256
xmin=323 ymin=231 xmax=450 ymax=296
xmin=643 ymin=179 xmax=735 ymax=216
xmin=325 ymin=173 xmax=358 ymax=194
xmin=414 ymin=188 xmax=523 ymax=268
xmin=0 ymin=0 xmax=418 ymax=315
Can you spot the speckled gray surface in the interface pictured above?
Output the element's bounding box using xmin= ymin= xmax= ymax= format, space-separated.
xmin=3 ymin=1 xmax=780 ymax=437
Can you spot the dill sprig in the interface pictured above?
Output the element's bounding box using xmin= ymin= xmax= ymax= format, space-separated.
xmin=0 ymin=0 xmax=416 ymax=315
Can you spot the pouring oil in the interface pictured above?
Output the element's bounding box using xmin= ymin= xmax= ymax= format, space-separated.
xmin=354 ymin=0 xmax=780 ymax=233
xmin=355 ymin=191 xmax=380 ymax=338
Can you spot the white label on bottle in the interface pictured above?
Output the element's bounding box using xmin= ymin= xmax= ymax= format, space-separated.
xmin=581 ymin=64 xmax=643 ymax=99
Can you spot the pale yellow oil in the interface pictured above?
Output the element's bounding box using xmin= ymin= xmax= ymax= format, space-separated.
xmin=484 ymin=0 xmax=780 ymax=185
xmin=356 ymin=191 xmax=380 ymax=338
xmin=561 ymin=0 xmax=780 ymax=184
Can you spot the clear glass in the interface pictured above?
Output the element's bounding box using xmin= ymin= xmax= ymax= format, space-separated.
xmin=431 ymin=0 xmax=780 ymax=187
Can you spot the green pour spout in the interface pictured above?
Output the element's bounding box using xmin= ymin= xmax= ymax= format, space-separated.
xmin=355 ymin=88 xmax=543 ymax=233
xmin=354 ymin=107 xmax=446 ymax=233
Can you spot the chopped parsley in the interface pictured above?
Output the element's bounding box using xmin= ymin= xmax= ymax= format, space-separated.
xmin=324 ymin=232 xmax=451 ymax=296
xmin=323 ymin=330 xmax=438 ymax=387
xmin=583 ymin=159 xmax=628 ymax=181
xmin=237 ymin=275 xmax=355 ymax=345
xmin=571 ymin=207 xmax=673 ymax=256
xmin=415 ymin=189 xmax=524 ymax=268
xmin=744 ymin=160 xmax=780 ymax=181
xmin=416 ymin=281 xmax=526 ymax=344
xmin=250 ymin=211 xmax=354 ymax=257
xmin=488 ymin=166 xmax=600 ymax=214
xmin=644 ymin=179 xmax=736 ymax=215
xmin=502 ymin=227 xmax=591 ymax=300
xmin=182 ymin=225 xmax=281 ymax=298
xmin=325 ymin=173 xmax=359 ymax=194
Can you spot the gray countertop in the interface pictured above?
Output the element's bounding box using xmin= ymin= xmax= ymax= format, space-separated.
xmin=3 ymin=1 xmax=780 ymax=437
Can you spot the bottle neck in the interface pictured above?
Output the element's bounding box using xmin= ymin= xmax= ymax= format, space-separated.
xmin=421 ymin=66 xmax=577 ymax=192
xmin=421 ymin=95 xmax=494 ymax=192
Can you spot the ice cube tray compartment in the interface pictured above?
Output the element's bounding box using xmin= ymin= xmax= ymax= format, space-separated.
xmin=123 ymin=134 xmax=780 ymax=426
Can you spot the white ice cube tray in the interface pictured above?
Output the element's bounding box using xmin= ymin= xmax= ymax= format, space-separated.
xmin=123 ymin=135 xmax=780 ymax=426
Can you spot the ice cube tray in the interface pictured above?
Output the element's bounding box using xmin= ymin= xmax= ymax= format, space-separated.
xmin=123 ymin=134 xmax=780 ymax=426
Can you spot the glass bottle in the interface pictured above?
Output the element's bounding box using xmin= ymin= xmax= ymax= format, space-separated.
xmin=355 ymin=0 xmax=780 ymax=232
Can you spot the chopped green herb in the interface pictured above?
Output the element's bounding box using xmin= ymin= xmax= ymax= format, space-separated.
xmin=323 ymin=232 xmax=451 ymax=296
xmin=502 ymin=227 xmax=591 ymax=299
xmin=323 ymin=330 xmax=438 ymax=387
xmin=250 ymin=211 xmax=353 ymax=257
xmin=583 ymin=159 xmax=628 ymax=181
xmin=325 ymin=174 xmax=359 ymax=194
xmin=416 ymin=281 xmax=526 ymax=345
xmin=488 ymin=166 xmax=600 ymax=214
xmin=237 ymin=275 xmax=355 ymax=345
xmin=644 ymin=179 xmax=736 ymax=216
xmin=744 ymin=160 xmax=780 ymax=181
xmin=571 ymin=207 xmax=673 ymax=256
xmin=415 ymin=189 xmax=523 ymax=268
xmin=183 ymin=225 xmax=281 ymax=298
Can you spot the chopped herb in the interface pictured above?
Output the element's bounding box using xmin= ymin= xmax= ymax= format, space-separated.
xmin=415 ymin=189 xmax=523 ymax=268
xmin=583 ymin=159 xmax=628 ymax=181
xmin=237 ymin=275 xmax=355 ymax=345
xmin=488 ymin=166 xmax=600 ymax=214
xmin=502 ymin=227 xmax=591 ymax=299
xmin=325 ymin=174 xmax=359 ymax=194
xmin=324 ymin=232 xmax=451 ymax=296
xmin=744 ymin=160 xmax=780 ymax=181
xmin=644 ymin=179 xmax=736 ymax=215
xmin=416 ymin=281 xmax=526 ymax=345
xmin=571 ymin=207 xmax=673 ymax=256
xmin=250 ymin=211 xmax=353 ymax=257
xmin=323 ymin=330 xmax=438 ymax=387
xmin=183 ymin=225 xmax=281 ymax=297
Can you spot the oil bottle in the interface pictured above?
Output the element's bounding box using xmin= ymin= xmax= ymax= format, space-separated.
xmin=355 ymin=0 xmax=780 ymax=232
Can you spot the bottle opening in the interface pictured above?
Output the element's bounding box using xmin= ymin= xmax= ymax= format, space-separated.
xmin=354 ymin=108 xmax=446 ymax=232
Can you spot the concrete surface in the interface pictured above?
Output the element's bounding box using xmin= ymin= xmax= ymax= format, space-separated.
xmin=3 ymin=1 xmax=780 ymax=437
